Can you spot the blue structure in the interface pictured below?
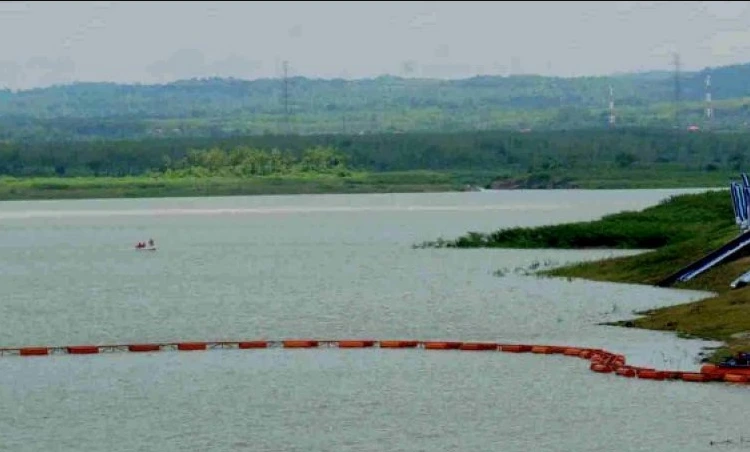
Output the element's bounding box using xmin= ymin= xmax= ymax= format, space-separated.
xmin=658 ymin=172 xmax=750 ymax=288
xmin=730 ymin=174 xmax=750 ymax=232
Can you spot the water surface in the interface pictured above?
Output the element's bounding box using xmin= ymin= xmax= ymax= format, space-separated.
xmin=1 ymin=188 xmax=743 ymax=452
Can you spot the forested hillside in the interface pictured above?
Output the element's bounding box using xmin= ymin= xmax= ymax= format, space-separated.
xmin=1 ymin=63 xmax=750 ymax=140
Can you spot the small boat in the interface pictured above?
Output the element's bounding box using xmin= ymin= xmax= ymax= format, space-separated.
xmin=702 ymin=352 xmax=750 ymax=376
xmin=718 ymin=352 xmax=750 ymax=369
xmin=135 ymin=239 xmax=157 ymax=251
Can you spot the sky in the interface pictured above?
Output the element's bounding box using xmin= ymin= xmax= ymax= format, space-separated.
xmin=1 ymin=1 xmax=750 ymax=90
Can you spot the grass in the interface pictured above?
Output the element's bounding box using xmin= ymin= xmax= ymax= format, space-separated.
xmin=489 ymin=167 xmax=736 ymax=190
xmin=0 ymin=164 xmax=736 ymax=202
xmin=0 ymin=171 xmax=467 ymax=201
xmin=421 ymin=189 xmax=750 ymax=364
xmin=416 ymin=189 xmax=733 ymax=250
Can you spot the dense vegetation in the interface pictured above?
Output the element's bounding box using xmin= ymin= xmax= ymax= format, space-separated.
xmin=2 ymin=62 xmax=750 ymax=140
xmin=416 ymin=190 xmax=734 ymax=249
xmin=418 ymin=189 xmax=750 ymax=363
xmin=0 ymin=171 xmax=463 ymax=201
xmin=3 ymin=128 xmax=750 ymax=180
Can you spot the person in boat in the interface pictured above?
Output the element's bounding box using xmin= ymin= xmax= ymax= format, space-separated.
xmin=136 ymin=241 xmax=145 ymax=249
xmin=720 ymin=351 xmax=750 ymax=367
xmin=148 ymin=238 xmax=154 ymax=247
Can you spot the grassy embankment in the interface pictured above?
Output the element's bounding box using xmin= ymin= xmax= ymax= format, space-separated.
xmin=417 ymin=189 xmax=750 ymax=363
xmin=0 ymin=171 xmax=470 ymax=201
xmin=491 ymin=167 xmax=735 ymax=190
xmin=0 ymin=167 xmax=735 ymax=201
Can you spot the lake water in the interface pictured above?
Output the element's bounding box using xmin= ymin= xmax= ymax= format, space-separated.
xmin=1 ymin=188 xmax=747 ymax=452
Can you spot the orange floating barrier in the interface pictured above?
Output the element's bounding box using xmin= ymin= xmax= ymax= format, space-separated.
xmin=379 ymin=340 xmax=418 ymax=348
xmin=283 ymin=340 xmax=319 ymax=348
xmin=19 ymin=347 xmax=48 ymax=356
xmin=177 ymin=342 xmax=206 ymax=351
xmin=459 ymin=342 xmax=497 ymax=351
xmin=128 ymin=344 xmax=161 ymax=352
xmin=238 ymin=341 xmax=268 ymax=349
xmin=1 ymin=338 xmax=747 ymax=388
xmin=424 ymin=341 xmax=462 ymax=350
xmin=67 ymin=345 xmax=99 ymax=354
xmin=338 ymin=340 xmax=374 ymax=348
xmin=500 ymin=344 xmax=532 ymax=353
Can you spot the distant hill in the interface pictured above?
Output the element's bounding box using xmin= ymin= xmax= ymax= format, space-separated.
xmin=1 ymin=62 xmax=750 ymax=140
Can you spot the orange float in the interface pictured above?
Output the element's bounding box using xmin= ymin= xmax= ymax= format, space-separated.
xmin=19 ymin=347 xmax=48 ymax=356
xmin=459 ymin=342 xmax=497 ymax=351
xmin=500 ymin=344 xmax=532 ymax=353
xmin=177 ymin=342 xmax=207 ymax=351
xmin=379 ymin=340 xmax=418 ymax=348
xmin=238 ymin=341 xmax=268 ymax=349
xmin=724 ymin=374 xmax=749 ymax=383
xmin=682 ymin=372 xmax=713 ymax=382
xmin=338 ymin=340 xmax=374 ymax=348
xmin=615 ymin=367 xmax=636 ymax=378
xmin=282 ymin=340 xmax=319 ymax=348
xmin=67 ymin=345 xmax=99 ymax=354
xmin=128 ymin=344 xmax=161 ymax=352
xmin=590 ymin=363 xmax=612 ymax=373
xmin=637 ymin=370 xmax=665 ymax=380
xmin=424 ymin=341 xmax=462 ymax=350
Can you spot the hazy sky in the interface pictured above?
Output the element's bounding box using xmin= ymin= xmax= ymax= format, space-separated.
xmin=2 ymin=1 xmax=750 ymax=89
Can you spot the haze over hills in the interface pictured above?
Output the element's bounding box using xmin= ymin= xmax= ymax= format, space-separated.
xmin=1 ymin=61 xmax=750 ymax=141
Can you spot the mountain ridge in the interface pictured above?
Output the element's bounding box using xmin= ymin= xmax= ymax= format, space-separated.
xmin=1 ymin=61 xmax=749 ymax=139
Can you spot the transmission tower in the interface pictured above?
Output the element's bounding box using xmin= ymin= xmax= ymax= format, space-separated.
xmin=705 ymin=73 xmax=713 ymax=122
xmin=673 ymin=53 xmax=681 ymax=129
xmin=282 ymin=60 xmax=291 ymax=135
xmin=608 ymin=85 xmax=616 ymax=127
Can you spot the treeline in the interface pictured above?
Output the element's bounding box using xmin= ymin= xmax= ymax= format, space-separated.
xmin=3 ymin=99 xmax=750 ymax=142
xmin=4 ymin=64 xmax=750 ymax=119
xmin=0 ymin=62 xmax=749 ymax=139
xmin=161 ymin=146 xmax=348 ymax=177
xmin=2 ymin=128 xmax=750 ymax=178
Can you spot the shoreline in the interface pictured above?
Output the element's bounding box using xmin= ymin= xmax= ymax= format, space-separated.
xmin=419 ymin=189 xmax=750 ymax=364
xmin=0 ymin=171 xmax=730 ymax=202
xmin=0 ymin=174 xmax=464 ymax=202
